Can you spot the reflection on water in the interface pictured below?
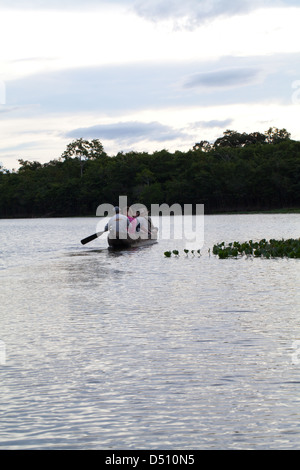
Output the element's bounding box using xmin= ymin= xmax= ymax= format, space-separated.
xmin=0 ymin=215 xmax=300 ymax=449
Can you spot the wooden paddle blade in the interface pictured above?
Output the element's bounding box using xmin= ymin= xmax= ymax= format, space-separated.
xmin=81 ymin=233 xmax=98 ymax=245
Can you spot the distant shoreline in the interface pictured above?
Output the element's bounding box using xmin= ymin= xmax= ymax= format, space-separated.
xmin=206 ymin=208 xmax=300 ymax=215
xmin=1 ymin=207 xmax=300 ymax=219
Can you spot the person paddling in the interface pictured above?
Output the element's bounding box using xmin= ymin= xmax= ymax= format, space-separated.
xmin=105 ymin=206 xmax=129 ymax=239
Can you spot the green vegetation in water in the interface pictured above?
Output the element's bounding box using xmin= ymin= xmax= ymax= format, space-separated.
xmin=164 ymin=239 xmax=300 ymax=258
xmin=212 ymin=238 xmax=300 ymax=259
xmin=164 ymin=249 xmax=202 ymax=257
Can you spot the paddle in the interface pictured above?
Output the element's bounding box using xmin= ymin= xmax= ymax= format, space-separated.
xmin=81 ymin=230 xmax=106 ymax=245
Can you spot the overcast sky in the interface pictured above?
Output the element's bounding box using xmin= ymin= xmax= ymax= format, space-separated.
xmin=1 ymin=0 xmax=300 ymax=169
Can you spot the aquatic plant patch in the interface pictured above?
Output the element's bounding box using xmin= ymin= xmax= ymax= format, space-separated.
xmin=164 ymin=249 xmax=202 ymax=257
xmin=212 ymin=238 xmax=300 ymax=259
xmin=164 ymin=239 xmax=300 ymax=258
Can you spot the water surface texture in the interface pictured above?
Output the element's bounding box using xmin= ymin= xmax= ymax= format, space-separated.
xmin=1 ymin=214 xmax=300 ymax=449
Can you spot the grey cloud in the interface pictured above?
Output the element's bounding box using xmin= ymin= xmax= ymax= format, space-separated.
xmin=184 ymin=68 xmax=262 ymax=90
xmin=133 ymin=0 xmax=278 ymax=27
xmin=64 ymin=121 xmax=186 ymax=143
xmin=192 ymin=119 xmax=234 ymax=129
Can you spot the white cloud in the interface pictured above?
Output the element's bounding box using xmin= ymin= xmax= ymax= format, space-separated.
xmin=6 ymin=53 xmax=300 ymax=115
xmin=1 ymin=98 xmax=300 ymax=170
xmin=1 ymin=1 xmax=300 ymax=170
xmin=2 ymin=5 xmax=300 ymax=82
xmin=0 ymin=0 xmax=119 ymax=10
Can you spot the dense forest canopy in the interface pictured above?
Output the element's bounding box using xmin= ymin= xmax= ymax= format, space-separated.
xmin=0 ymin=128 xmax=299 ymax=217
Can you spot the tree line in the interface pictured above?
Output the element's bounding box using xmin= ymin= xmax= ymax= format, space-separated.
xmin=0 ymin=127 xmax=299 ymax=218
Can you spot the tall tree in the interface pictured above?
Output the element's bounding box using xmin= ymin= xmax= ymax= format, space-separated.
xmin=61 ymin=138 xmax=106 ymax=177
xmin=265 ymin=127 xmax=291 ymax=144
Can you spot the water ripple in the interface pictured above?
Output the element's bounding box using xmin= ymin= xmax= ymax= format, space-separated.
xmin=1 ymin=215 xmax=300 ymax=449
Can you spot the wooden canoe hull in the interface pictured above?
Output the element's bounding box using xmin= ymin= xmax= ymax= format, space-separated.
xmin=107 ymin=233 xmax=157 ymax=248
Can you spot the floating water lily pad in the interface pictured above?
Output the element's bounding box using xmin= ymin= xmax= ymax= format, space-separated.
xmin=212 ymin=238 xmax=300 ymax=259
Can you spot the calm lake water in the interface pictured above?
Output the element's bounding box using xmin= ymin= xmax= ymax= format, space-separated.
xmin=1 ymin=214 xmax=300 ymax=450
